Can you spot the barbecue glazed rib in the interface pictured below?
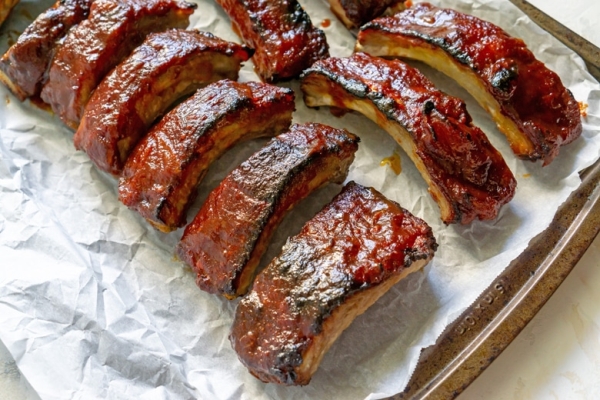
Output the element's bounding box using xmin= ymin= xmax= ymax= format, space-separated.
xmin=230 ymin=181 xmax=437 ymax=385
xmin=0 ymin=0 xmax=92 ymax=101
xmin=328 ymin=0 xmax=405 ymax=29
xmin=177 ymin=123 xmax=359 ymax=299
xmin=0 ymin=0 xmax=18 ymax=27
xmin=74 ymin=30 xmax=251 ymax=177
xmin=119 ymin=80 xmax=295 ymax=233
xmin=40 ymin=0 xmax=196 ymax=129
xmin=215 ymin=0 xmax=329 ymax=82
xmin=301 ymin=53 xmax=516 ymax=225
xmin=356 ymin=2 xmax=582 ymax=165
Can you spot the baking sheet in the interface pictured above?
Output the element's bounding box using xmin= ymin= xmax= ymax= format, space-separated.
xmin=0 ymin=0 xmax=599 ymax=399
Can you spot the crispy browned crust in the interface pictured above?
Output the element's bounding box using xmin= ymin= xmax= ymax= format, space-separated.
xmin=328 ymin=0 xmax=405 ymax=29
xmin=40 ymin=0 xmax=196 ymax=129
xmin=177 ymin=123 xmax=360 ymax=299
xmin=73 ymin=29 xmax=251 ymax=177
xmin=230 ymin=181 xmax=437 ymax=385
xmin=0 ymin=0 xmax=18 ymax=27
xmin=0 ymin=0 xmax=92 ymax=101
xmin=119 ymin=80 xmax=295 ymax=232
xmin=301 ymin=52 xmax=517 ymax=225
xmin=356 ymin=2 xmax=582 ymax=165
xmin=215 ymin=0 xmax=329 ymax=82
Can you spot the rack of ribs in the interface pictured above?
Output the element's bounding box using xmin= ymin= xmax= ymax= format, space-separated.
xmin=0 ymin=0 xmax=92 ymax=101
xmin=73 ymin=29 xmax=252 ymax=176
xmin=214 ymin=0 xmax=329 ymax=82
xmin=40 ymin=0 xmax=196 ymax=129
xmin=177 ymin=123 xmax=360 ymax=299
xmin=230 ymin=181 xmax=437 ymax=385
xmin=356 ymin=2 xmax=582 ymax=165
xmin=328 ymin=0 xmax=405 ymax=29
xmin=118 ymin=80 xmax=295 ymax=233
xmin=301 ymin=52 xmax=517 ymax=225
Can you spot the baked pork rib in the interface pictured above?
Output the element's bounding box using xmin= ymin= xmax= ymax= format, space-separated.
xmin=356 ymin=2 xmax=582 ymax=165
xmin=0 ymin=0 xmax=92 ymax=101
xmin=215 ymin=0 xmax=329 ymax=82
xmin=328 ymin=0 xmax=405 ymax=29
xmin=301 ymin=53 xmax=516 ymax=225
xmin=230 ymin=181 xmax=437 ymax=385
xmin=119 ymin=80 xmax=295 ymax=233
xmin=74 ymin=29 xmax=252 ymax=176
xmin=177 ymin=123 xmax=359 ymax=299
xmin=40 ymin=0 xmax=196 ymax=129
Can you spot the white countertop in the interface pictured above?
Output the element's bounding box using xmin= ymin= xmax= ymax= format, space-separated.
xmin=1 ymin=1 xmax=598 ymax=399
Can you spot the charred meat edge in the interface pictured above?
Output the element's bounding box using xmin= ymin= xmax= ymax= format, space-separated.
xmin=328 ymin=0 xmax=406 ymax=29
xmin=301 ymin=54 xmax=516 ymax=224
xmin=215 ymin=0 xmax=329 ymax=82
xmin=230 ymin=181 xmax=437 ymax=385
xmin=40 ymin=0 xmax=196 ymax=129
xmin=177 ymin=123 xmax=359 ymax=298
xmin=0 ymin=0 xmax=93 ymax=100
xmin=119 ymin=80 xmax=294 ymax=232
xmin=356 ymin=3 xmax=582 ymax=165
xmin=74 ymin=29 xmax=252 ymax=176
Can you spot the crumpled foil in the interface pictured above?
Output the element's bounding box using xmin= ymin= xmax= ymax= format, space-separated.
xmin=0 ymin=0 xmax=599 ymax=399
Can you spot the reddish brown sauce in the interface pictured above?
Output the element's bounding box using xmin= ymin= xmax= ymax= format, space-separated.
xmin=1 ymin=1 xmax=92 ymax=101
xmin=73 ymin=29 xmax=249 ymax=176
xmin=359 ymin=2 xmax=582 ymax=164
xmin=302 ymin=53 xmax=517 ymax=224
xmin=119 ymin=80 xmax=294 ymax=232
xmin=321 ymin=18 xmax=331 ymax=28
xmin=332 ymin=0 xmax=404 ymax=28
xmin=40 ymin=0 xmax=196 ymax=128
xmin=177 ymin=123 xmax=359 ymax=298
xmin=215 ymin=0 xmax=329 ymax=82
xmin=230 ymin=182 xmax=437 ymax=385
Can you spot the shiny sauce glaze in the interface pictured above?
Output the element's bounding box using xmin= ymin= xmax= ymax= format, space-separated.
xmin=0 ymin=0 xmax=92 ymax=100
xmin=119 ymin=80 xmax=295 ymax=232
xmin=329 ymin=0 xmax=405 ymax=28
xmin=215 ymin=0 xmax=329 ymax=82
xmin=177 ymin=123 xmax=359 ymax=299
xmin=74 ymin=29 xmax=251 ymax=176
xmin=230 ymin=181 xmax=437 ymax=385
xmin=40 ymin=0 xmax=196 ymax=129
xmin=302 ymin=53 xmax=517 ymax=224
xmin=360 ymin=2 xmax=582 ymax=164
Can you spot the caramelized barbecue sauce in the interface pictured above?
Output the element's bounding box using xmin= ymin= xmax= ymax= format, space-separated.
xmin=74 ymin=29 xmax=251 ymax=176
xmin=0 ymin=0 xmax=93 ymax=100
xmin=216 ymin=0 xmax=329 ymax=82
xmin=332 ymin=0 xmax=403 ymax=28
xmin=303 ymin=53 xmax=516 ymax=224
xmin=364 ymin=2 xmax=582 ymax=164
xmin=177 ymin=123 xmax=359 ymax=298
xmin=40 ymin=0 xmax=196 ymax=128
xmin=231 ymin=182 xmax=437 ymax=384
xmin=119 ymin=81 xmax=295 ymax=232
